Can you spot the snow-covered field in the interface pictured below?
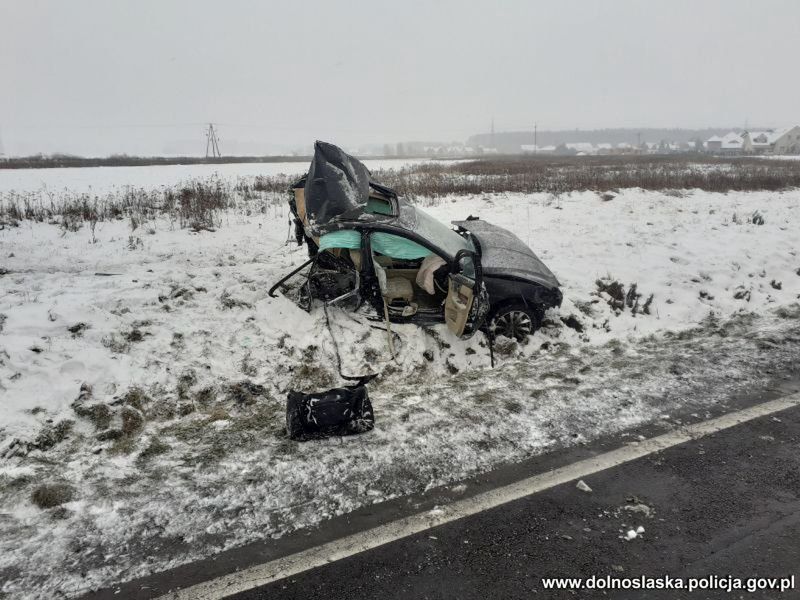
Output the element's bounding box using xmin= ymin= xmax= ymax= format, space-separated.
xmin=0 ymin=158 xmax=431 ymax=195
xmin=1 ymin=171 xmax=799 ymax=597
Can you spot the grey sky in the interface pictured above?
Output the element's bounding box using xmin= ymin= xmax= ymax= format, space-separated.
xmin=2 ymin=0 xmax=798 ymax=156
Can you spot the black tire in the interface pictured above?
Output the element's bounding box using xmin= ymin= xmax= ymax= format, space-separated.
xmin=489 ymin=303 xmax=542 ymax=342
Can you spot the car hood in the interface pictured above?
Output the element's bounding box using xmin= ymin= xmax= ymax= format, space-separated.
xmin=452 ymin=219 xmax=560 ymax=288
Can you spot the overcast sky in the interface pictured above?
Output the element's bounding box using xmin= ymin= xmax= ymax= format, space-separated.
xmin=2 ymin=0 xmax=798 ymax=156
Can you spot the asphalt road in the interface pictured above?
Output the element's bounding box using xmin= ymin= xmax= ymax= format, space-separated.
xmin=232 ymin=404 xmax=800 ymax=600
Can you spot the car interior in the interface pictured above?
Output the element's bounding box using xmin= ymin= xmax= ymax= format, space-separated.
xmin=371 ymin=252 xmax=449 ymax=317
xmin=295 ymin=184 xmax=473 ymax=334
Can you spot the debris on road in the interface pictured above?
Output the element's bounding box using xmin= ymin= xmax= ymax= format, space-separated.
xmin=623 ymin=525 xmax=645 ymax=541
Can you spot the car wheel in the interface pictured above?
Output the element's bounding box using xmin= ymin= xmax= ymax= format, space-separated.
xmin=490 ymin=304 xmax=541 ymax=342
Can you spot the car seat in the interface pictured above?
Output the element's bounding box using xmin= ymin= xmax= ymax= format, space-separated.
xmin=372 ymin=258 xmax=414 ymax=304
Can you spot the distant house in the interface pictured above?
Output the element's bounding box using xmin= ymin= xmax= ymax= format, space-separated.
xmin=611 ymin=142 xmax=638 ymax=155
xmin=566 ymin=142 xmax=596 ymax=155
xmin=520 ymin=144 xmax=556 ymax=154
xmin=708 ymin=126 xmax=800 ymax=155
xmin=719 ymin=133 xmax=745 ymax=155
xmin=595 ymin=143 xmax=613 ymax=154
xmin=771 ymin=126 xmax=800 ymax=154
xmin=743 ymin=131 xmax=775 ymax=154
xmin=706 ymin=136 xmax=723 ymax=152
xmin=552 ymin=143 xmax=577 ymax=156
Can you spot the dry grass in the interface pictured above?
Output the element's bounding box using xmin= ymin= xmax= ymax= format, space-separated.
xmin=3 ymin=155 xmax=798 ymax=230
xmin=31 ymin=483 xmax=74 ymax=509
xmin=370 ymin=155 xmax=800 ymax=198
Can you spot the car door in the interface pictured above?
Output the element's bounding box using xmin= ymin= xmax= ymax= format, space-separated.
xmin=444 ymin=249 xmax=486 ymax=337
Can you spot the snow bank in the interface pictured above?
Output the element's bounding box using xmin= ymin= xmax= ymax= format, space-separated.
xmin=1 ymin=186 xmax=799 ymax=597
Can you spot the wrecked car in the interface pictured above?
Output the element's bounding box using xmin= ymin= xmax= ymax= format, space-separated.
xmin=273 ymin=141 xmax=562 ymax=341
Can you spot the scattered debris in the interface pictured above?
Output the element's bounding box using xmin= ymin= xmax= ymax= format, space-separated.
xmin=576 ymin=479 xmax=593 ymax=493
xmin=622 ymin=502 xmax=653 ymax=518
xmin=623 ymin=526 xmax=645 ymax=541
xmin=287 ymin=378 xmax=375 ymax=441
xmin=771 ymin=280 xmax=782 ymax=290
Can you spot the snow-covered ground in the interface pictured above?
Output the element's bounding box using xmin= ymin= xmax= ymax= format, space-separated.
xmin=1 ymin=181 xmax=799 ymax=597
xmin=0 ymin=157 xmax=430 ymax=195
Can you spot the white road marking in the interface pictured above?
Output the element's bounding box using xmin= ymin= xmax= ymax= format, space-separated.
xmin=158 ymin=393 xmax=800 ymax=600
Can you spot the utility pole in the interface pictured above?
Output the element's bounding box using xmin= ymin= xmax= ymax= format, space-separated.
xmin=205 ymin=123 xmax=221 ymax=158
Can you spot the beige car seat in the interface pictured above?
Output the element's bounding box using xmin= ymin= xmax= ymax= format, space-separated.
xmin=373 ymin=259 xmax=414 ymax=304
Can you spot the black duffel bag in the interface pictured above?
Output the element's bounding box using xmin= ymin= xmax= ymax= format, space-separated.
xmin=286 ymin=378 xmax=375 ymax=441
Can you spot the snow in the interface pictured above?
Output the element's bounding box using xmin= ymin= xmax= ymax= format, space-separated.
xmin=0 ymin=158 xmax=431 ymax=195
xmin=623 ymin=526 xmax=645 ymax=541
xmin=1 ymin=175 xmax=800 ymax=597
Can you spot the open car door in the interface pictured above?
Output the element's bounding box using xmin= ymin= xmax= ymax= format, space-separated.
xmin=444 ymin=249 xmax=485 ymax=337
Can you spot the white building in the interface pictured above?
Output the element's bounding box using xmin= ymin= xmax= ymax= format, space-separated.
xmin=520 ymin=144 xmax=556 ymax=154
xmin=720 ymin=133 xmax=745 ymax=154
xmin=707 ymin=126 xmax=800 ymax=155
xmin=743 ymin=126 xmax=800 ymax=155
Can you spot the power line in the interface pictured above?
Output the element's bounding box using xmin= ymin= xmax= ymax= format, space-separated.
xmin=205 ymin=123 xmax=221 ymax=158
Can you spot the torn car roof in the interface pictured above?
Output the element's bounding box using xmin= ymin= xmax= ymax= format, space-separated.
xmin=290 ymin=141 xmax=399 ymax=232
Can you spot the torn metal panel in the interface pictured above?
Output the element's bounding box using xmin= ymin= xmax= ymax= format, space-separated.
xmin=303 ymin=141 xmax=371 ymax=233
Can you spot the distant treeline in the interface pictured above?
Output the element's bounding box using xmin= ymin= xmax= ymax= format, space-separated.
xmin=0 ymin=154 xmax=316 ymax=170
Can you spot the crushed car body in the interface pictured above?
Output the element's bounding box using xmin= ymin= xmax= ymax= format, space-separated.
xmin=276 ymin=141 xmax=562 ymax=341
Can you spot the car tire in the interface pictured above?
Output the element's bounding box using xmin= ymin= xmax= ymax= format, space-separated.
xmin=489 ymin=303 xmax=542 ymax=342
